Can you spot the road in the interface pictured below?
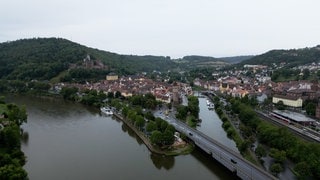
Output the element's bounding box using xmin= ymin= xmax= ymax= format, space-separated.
xmin=154 ymin=111 xmax=277 ymax=180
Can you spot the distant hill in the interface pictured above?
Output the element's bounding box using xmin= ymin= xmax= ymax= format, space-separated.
xmin=173 ymin=55 xmax=229 ymax=69
xmin=239 ymin=46 xmax=320 ymax=67
xmin=0 ymin=38 xmax=177 ymax=81
xmin=218 ymin=55 xmax=254 ymax=64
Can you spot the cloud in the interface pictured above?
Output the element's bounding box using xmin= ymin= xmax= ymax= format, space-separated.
xmin=1 ymin=0 xmax=320 ymax=58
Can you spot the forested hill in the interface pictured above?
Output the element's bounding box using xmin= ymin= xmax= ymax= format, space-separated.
xmin=238 ymin=46 xmax=320 ymax=67
xmin=173 ymin=55 xmax=229 ymax=69
xmin=219 ymin=55 xmax=254 ymax=64
xmin=0 ymin=38 xmax=176 ymax=81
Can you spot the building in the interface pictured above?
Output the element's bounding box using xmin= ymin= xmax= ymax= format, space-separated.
xmin=83 ymin=54 xmax=93 ymax=68
xmin=272 ymin=94 xmax=303 ymax=108
xmin=106 ymin=74 xmax=118 ymax=81
xmin=155 ymin=94 xmax=171 ymax=104
xmin=272 ymin=110 xmax=315 ymax=126
xmin=172 ymin=82 xmax=180 ymax=105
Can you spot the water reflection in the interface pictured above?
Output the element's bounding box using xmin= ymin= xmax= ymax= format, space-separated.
xmin=21 ymin=130 xmax=29 ymax=145
xmin=150 ymin=153 xmax=175 ymax=170
xmin=121 ymin=123 xmax=143 ymax=145
xmin=191 ymin=147 xmax=240 ymax=180
xmin=6 ymin=94 xmax=236 ymax=180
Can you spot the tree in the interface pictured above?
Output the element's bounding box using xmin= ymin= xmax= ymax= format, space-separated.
xmin=165 ymin=124 xmax=175 ymax=134
xmin=216 ymin=107 xmax=223 ymax=117
xmin=6 ymin=104 xmax=27 ymax=126
xmin=1 ymin=125 xmax=21 ymax=149
xmin=255 ymin=145 xmax=267 ymax=158
xmin=144 ymin=111 xmax=155 ymax=121
xmin=122 ymin=106 xmax=129 ymax=117
xmin=302 ymin=69 xmax=310 ymax=80
xmin=221 ymin=116 xmax=228 ymax=122
xmin=188 ymin=96 xmax=199 ymax=118
xmin=176 ymin=105 xmax=188 ymax=120
xmin=270 ymin=163 xmax=283 ymax=175
xmin=127 ymin=110 xmax=137 ymax=123
xmin=0 ymin=98 xmax=27 ymax=179
xmin=305 ymin=102 xmax=316 ymax=116
xmin=107 ymin=92 xmax=114 ymax=99
xmin=294 ymin=161 xmax=312 ymax=178
xmin=145 ymin=99 xmax=157 ymax=109
xmin=0 ymin=164 xmax=28 ymax=180
xmin=162 ymin=130 xmax=175 ymax=145
xmin=135 ymin=115 xmax=145 ymax=130
xmin=155 ymin=117 xmax=163 ymax=129
xmin=276 ymin=101 xmax=285 ymax=110
xmin=130 ymin=95 xmax=142 ymax=106
xmin=98 ymin=90 xmax=107 ymax=101
xmin=60 ymin=87 xmax=78 ymax=100
xmin=150 ymin=130 xmax=162 ymax=145
xmin=146 ymin=121 xmax=157 ymax=133
xmin=226 ymin=128 xmax=235 ymax=138
xmin=269 ymin=148 xmax=286 ymax=163
xmin=160 ymin=121 xmax=168 ymax=132
xmin=115 ymin=91 xmax=122 ymax=98
xmin=238 ymin=140 xmax=250 ymax=154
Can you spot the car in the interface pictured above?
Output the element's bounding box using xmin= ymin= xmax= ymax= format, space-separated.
xmin=189 ymin=132 xmax=193 ymax=136
xmin=230 ymin=159 xmax=237 ymax=164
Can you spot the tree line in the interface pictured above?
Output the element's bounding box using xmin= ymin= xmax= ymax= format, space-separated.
xmin=228 ymin=96 xmax=320 ymax=178
xmin=175 ymin=96 xmax=199 ymax=127
xmin=0 ymin=38 xmax=178 ymax=82
xmin=0 ymin=97 xmax=28 ymax=179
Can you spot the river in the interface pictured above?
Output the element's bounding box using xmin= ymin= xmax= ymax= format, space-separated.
xmin=5 ymin=95 xmax=238 ymax=180
xmin=196 ymin=96 xmax=238 ymax=152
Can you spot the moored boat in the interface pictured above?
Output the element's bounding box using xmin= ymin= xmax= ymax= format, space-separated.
xmin=100 ymin=107 xmax=113 ymax=115
xmin=208 ymin=103 xmax=215 ymax=110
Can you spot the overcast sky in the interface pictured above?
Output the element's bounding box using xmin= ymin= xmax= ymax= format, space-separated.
xmin=1 ymin=0 xmax=320 ymax=58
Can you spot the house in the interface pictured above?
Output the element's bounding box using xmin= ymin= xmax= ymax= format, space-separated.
xmin=155 ymin=94 xmax=171 ymax=104
xmin=272 ymin=94 xmax=303 ymax=108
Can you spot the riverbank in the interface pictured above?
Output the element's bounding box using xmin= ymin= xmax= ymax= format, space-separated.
xmin=113 ymin=113 xmax=194 ymax=156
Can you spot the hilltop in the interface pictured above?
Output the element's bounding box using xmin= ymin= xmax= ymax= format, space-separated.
xmin=0 ymin=38 xmax=176 ymax=81
xmin=2 ymin=37 xmax=319 ymax=83
xmin=173 ymin=55 xmax=229 ymax=70
xmin=239 ymin=45 xmax=320 ymax=68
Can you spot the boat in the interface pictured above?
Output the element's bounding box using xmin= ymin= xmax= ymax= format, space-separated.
xmin=208 ymin=103 xmax=215 ymax=110
xmin=100 ymin=107 xmax=113 ymax=115
xmin=206 ymin=99 xmax=210 ymax=106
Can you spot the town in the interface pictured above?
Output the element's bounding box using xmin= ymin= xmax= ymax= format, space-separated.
xmin=54 ymin=61 xmax=320 ymax=132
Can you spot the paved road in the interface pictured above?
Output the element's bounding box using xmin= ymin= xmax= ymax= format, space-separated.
xmin=154 ymin=111 xmax=277 ymax=180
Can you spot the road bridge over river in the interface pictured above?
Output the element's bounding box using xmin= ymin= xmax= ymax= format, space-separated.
xmin=155 ymin=112 xmax=277 ymax=180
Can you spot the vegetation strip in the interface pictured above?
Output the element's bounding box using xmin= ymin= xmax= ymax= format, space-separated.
xmin=0 ymin=97 xmax=28 ymax=179
xmin=113 ymin=113 xmax=166 ymax=155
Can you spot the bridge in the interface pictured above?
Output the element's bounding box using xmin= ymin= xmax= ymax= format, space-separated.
xmin=155 ymin=112 xmax=277 ymax=180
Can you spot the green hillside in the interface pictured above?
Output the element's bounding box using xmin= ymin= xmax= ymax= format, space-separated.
xmin=0 ymin=38 xmax=176 ymax=81
xmin=239 ymin=46 xmax=320 ymax=67
xmin=173 ymin=55 xmax=229 ymax=69
xmin=219 ymin=55 xmax=254 ymax=64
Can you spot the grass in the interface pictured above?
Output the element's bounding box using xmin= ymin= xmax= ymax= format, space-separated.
xmin=186 ymin=115 xmax=197 ymax=128
xmin=50 ymin=70 xmax=68 ymax=84
xmin=163 ymin=143 xmax=195 ymax=156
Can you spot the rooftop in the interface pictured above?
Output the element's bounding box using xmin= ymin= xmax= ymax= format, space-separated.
xmin=273 ymin=110 xmax=315 ymax=122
